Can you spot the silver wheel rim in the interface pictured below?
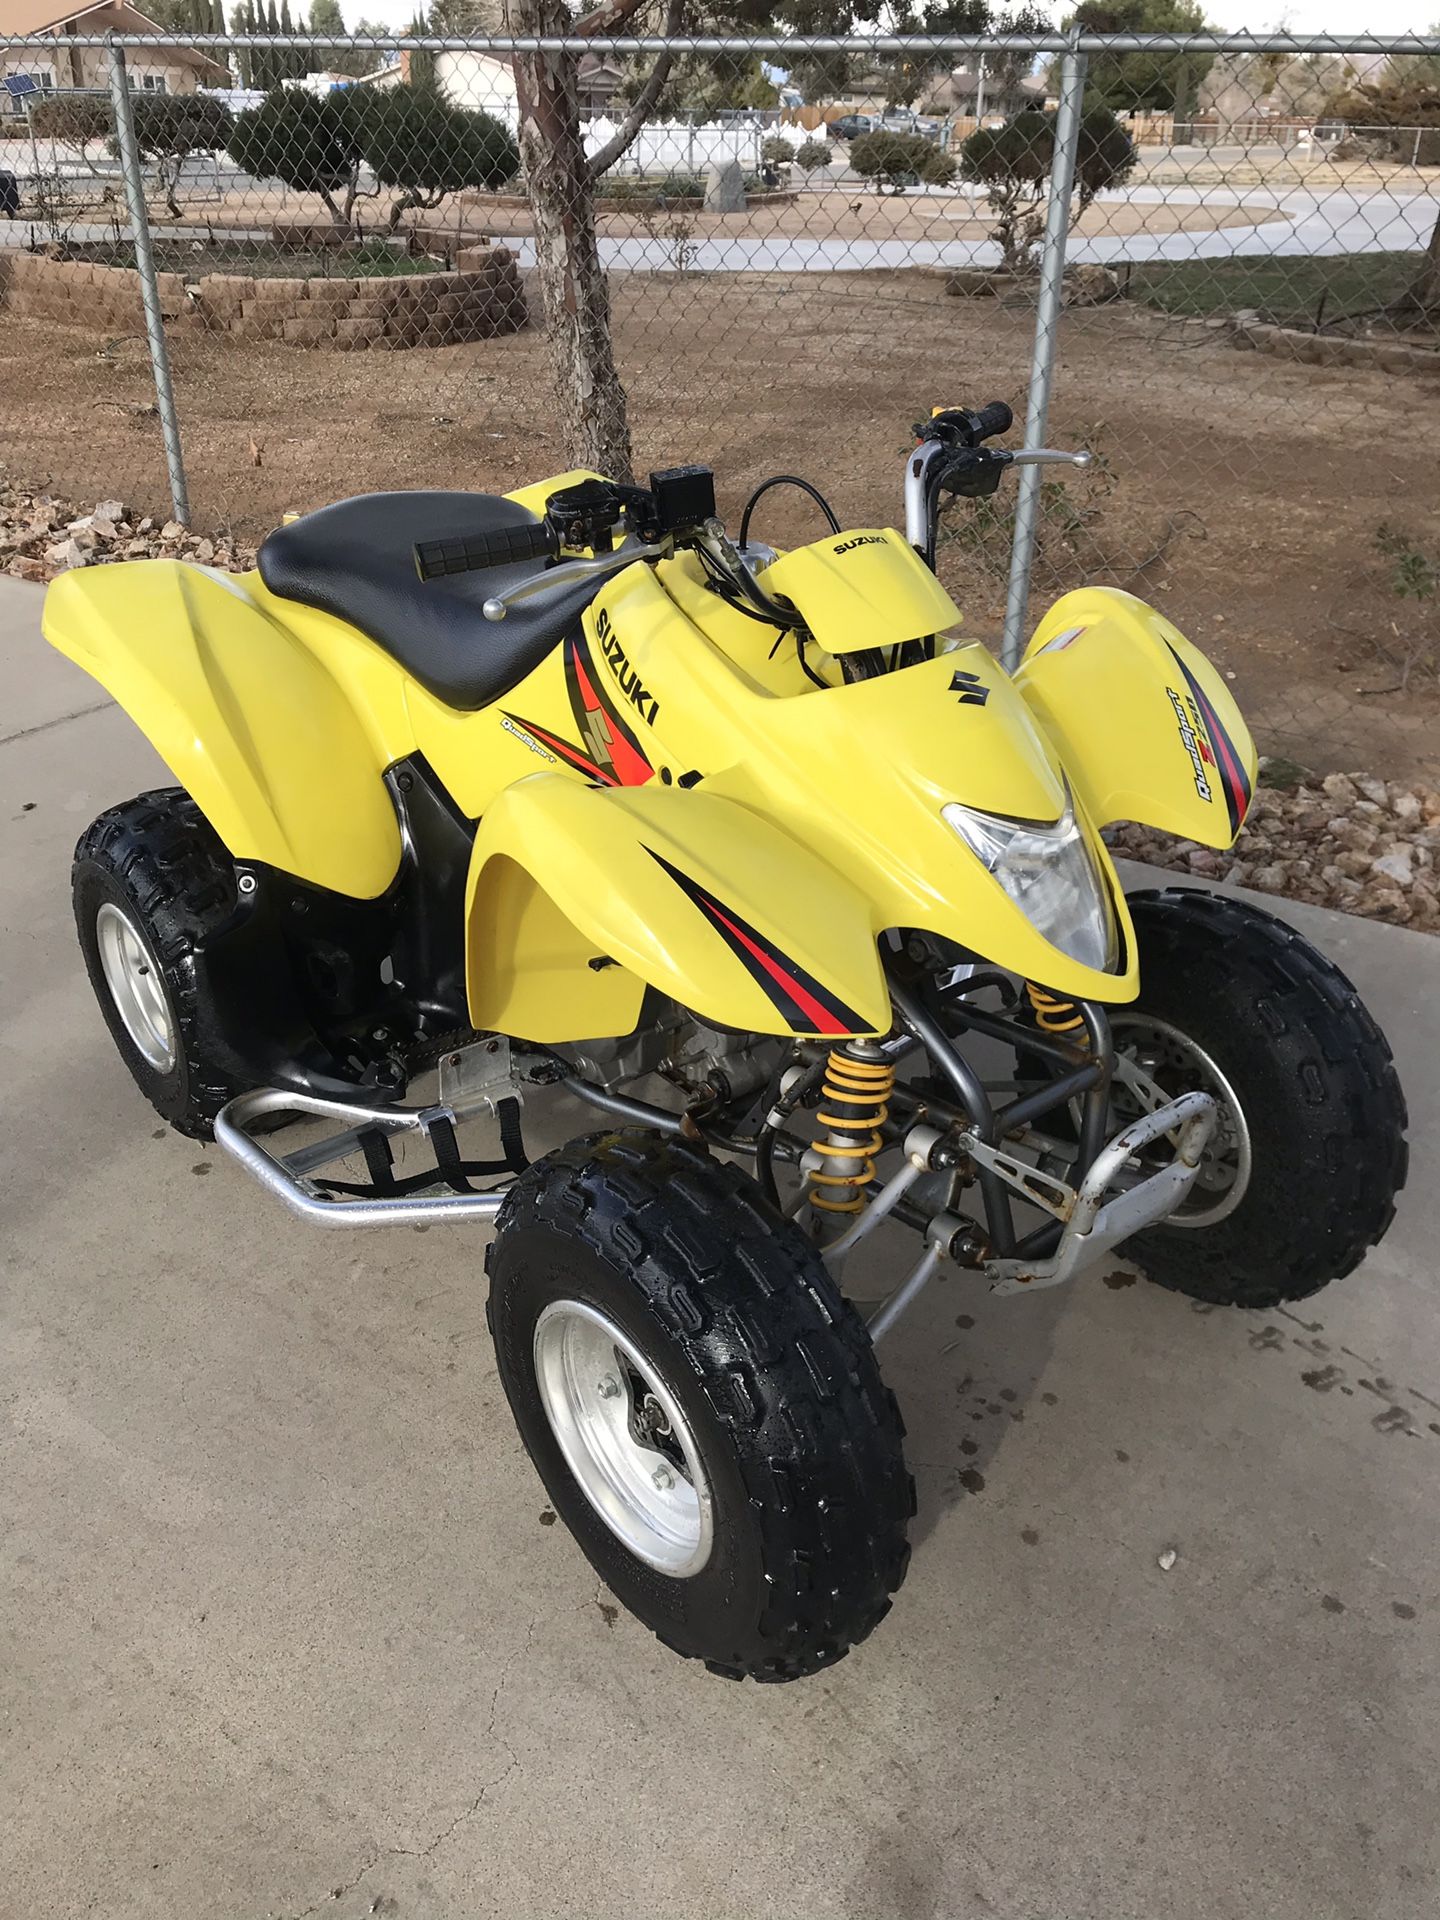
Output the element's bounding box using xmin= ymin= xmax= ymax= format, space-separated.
xmin=95 ymin=901 xmax=176 ymax=1074
xmin=533 ymin=1300 xmax=714 ymax=1578
xmin=1110 ymin=1013 xmax=1252 ymax=1228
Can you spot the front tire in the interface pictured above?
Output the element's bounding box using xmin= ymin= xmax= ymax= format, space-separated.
xmin=1118 ymin=887 xmax=1407 ymax=1308
xmin=486 ymin=1132 xmax=914 ymax=1682
xmin=73 ymin=789 xmax=249 ymax=1139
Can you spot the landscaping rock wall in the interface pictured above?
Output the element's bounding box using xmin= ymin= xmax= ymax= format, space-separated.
xmin=0 ymin=245 xmax=528 ymax=349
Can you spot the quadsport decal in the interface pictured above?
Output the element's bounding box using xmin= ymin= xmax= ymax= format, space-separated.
xmin=1164 ymin=641 xmax=1252 ymax=836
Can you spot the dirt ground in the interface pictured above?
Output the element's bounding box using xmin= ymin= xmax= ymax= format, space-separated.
xmin=4 ymin=168 xmax=1285 ymax=249
xmin=447 ymin=187 xmax=1284 ymax=249
xmin=2 ymin=267 xmax=1436 ymax=776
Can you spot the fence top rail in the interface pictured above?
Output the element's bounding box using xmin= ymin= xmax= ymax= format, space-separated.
xmin=1 ymin=29 xmax=1437 ymax=58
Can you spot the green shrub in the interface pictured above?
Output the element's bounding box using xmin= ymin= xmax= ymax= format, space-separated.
xmin=794 ymin=139 xmax=833 ymax=169
xmin=849 ymin=129 xmax=955 ymax=192
xmin=761 ymin=134 xmax=796 ymax=166
xmin=228 ymin=89 xmax=364 ymax=229
xmin=357 ymin=86 xmax=519 ymax=231
xmin=122 ymin=94 xmax=235 ymax=217
xmin=959 ymin=106 xmax=1136 ymax=270
xmin=28 ymin=93 xmax=112 ymax=171
xmin=600 ymin=173 xmax=704 ymax=203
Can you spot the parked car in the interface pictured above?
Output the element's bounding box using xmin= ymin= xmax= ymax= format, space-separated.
xmin=827 ymin=113 xmax=875 ymax=141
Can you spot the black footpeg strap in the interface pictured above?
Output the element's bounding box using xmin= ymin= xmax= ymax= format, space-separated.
xmin=315 ymin=1096 xmax=529 ymax=1199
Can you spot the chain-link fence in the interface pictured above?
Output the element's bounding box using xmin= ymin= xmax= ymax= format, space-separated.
xmin=2 ymin=26 xmax=1436 ymax=788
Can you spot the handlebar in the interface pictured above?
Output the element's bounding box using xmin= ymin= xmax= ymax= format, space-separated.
xmin=922 ymin=401 xmax=1013 ymax=449
xmin=904 ymin=399 xmax=1094 ymax=561
xmin=414 ymin=521 xmax=558 ymax=582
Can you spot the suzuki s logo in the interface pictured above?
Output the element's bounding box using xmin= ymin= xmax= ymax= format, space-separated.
xmin=832 ymin=534 xmax=886 ymax=555
xmin=596 ymin=609 xmax=660 ymax=727
xmin=950 ymin=669 xmax=989 ymax=707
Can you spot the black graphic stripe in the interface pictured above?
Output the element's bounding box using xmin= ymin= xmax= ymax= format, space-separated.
xmin=564 ymin=630 xmax=651 ymax=770
xmin=1166 ymin=642 xmax=1252 ymax=836
xmin=647 ymin=848 xmax=866 ymax=1036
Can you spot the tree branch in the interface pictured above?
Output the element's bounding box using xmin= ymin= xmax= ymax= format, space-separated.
xmin=575 ymin=0 xmax=652 ymax=36
xmin=584 ymin=0 xmax=681 ymax=182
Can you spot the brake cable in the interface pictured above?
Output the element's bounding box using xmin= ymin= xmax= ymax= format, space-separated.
xmin=738 ymin=474 xmax=841 ymax=548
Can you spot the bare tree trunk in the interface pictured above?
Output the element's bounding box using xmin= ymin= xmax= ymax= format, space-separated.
xmin=1406 ymin=204 xmax=1440 ymax=314
xmin=507 ymin=0 xmax=635 ymax=481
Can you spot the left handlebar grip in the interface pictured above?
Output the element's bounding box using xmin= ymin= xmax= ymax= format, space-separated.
xmin=414 ymin=522 xmax=558 ymax=581
xmin=969 ymin=400 xmax=1013 ymax=441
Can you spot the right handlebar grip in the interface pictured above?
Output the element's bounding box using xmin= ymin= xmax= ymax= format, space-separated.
xmin=971 ymin=401 xmax=1013 ymax=440
xmin=414 ymin=521 xmax=558 ymax=581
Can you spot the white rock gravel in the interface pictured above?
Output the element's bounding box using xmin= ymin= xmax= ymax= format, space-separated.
xmin=2 ymin=484 xmax=255 ymax=583
xmin=1107 ymin=767 xmax=1440 ymax=935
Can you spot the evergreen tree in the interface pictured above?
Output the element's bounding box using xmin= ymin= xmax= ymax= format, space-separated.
xmin=310 ymin=0 xmax=387 ymax=79
xmin=264 ymin=0 xmax=281 ymax=90
xmin=280 ymin=0 xmax=297 ymax=81
xmin=407 ymin=11 xmax=437 ymax=93
xmin=231 ymin=0 xmax=250 ymax=87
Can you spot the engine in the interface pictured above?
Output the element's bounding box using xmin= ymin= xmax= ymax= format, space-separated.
xmin=559 ymin=1000 xmax=784 ymax=1112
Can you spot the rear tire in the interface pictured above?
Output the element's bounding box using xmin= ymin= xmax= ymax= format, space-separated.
xmin=486 ymin=1131 xmax=914 ymax=1682
xmin=1119 ymin=887 xmax=1407 ymax=1308
xmin=73 ymin=789 xmax=250 ymax=1139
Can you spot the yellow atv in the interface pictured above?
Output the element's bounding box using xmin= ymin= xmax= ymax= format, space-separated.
xmin=45 ymin=401 xmax=1407 ymax=1682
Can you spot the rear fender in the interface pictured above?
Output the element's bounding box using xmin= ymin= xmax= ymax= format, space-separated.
xmin=464 ymin=779 xmax=889 ymax=1042
xmin=1015 ymin=588 xmax=1257 ymax=848
xmin=43 ymin=561 xmax=403 ymax=898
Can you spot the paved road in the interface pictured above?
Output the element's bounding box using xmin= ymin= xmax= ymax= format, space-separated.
xmin=3 ymin=179 xmax=1434 ymax=272
xmin=3 ymin=573 xmax=1438 ymax=1918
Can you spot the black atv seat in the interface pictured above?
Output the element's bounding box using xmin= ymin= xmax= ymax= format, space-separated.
xmin=258 ymin=490 xmax=605 ymax=711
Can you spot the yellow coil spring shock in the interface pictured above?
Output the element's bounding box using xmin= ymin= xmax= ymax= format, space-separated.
xmin=1025 ymin=982 xmax=1085 ymax=1035
xmin=807 ymin=1048 xmax=896 ymax=1217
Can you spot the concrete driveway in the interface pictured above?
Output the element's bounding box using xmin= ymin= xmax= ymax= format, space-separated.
xmin=2 ymin=574 xmax=1437 ymax=1920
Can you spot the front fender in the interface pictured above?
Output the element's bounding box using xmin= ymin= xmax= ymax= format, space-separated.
xmin=1015 ymin=588 xmax=1256 ymax=848
xmin=43 ymin=561 xmax=402 ymax=897
xmin=464 ymin=779 xmax=889 ymax=1042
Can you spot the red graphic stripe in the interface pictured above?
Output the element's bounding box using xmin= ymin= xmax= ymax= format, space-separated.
xmin=1168 ymin=644 xmax=1250 ymax=831
xmin=1192 ymin=684 xmax=1250 ymax=811
xmin=570 ymin=639 xmax=604 ymax=712
xmin=702 ymin=899 xmax=849 ymax=1037
xmin=567 ymin=634 xmax=656 ymax=789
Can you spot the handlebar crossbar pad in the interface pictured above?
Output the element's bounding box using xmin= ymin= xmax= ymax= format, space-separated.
xmin=414 ymin=521 xmax=559 ymax=581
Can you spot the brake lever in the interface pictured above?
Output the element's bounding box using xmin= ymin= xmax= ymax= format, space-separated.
xmin=1005 ymin=449 xmax=1094 ymax=469
xmin=480 ymin=538 xmax=669 ymax=622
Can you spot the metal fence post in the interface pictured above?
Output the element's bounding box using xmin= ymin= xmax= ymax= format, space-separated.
xmin=1000 ymin=42 xmax=1088 ymax=670
xmin=106 ymin=36 xmax=190 ymax=528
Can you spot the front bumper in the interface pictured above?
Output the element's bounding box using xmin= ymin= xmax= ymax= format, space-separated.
xmin=983 ymin=1089 xmax=1219 ymax=1295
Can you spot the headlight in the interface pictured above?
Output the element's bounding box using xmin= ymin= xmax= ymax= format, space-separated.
xmin=942 ymin=787 xmax=1118 ymax=971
